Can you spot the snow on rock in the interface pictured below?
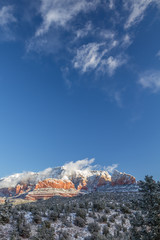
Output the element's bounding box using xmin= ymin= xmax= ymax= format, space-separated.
xmin=111 ymin=170 xmax=136 ymax=186
xmin=0 ymin=159 xmax=137 ymax=200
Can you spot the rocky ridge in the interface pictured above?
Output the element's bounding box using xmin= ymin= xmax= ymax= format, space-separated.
xmin=0 ymin=160 xmax=137 ymax=201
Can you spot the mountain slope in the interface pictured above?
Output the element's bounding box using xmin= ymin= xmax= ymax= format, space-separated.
xmin=0 ymin=159 xmax=137 ymax=201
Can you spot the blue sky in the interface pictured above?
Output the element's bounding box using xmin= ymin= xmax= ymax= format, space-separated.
xmin=0 ymin=0 xmax=160 ymax=180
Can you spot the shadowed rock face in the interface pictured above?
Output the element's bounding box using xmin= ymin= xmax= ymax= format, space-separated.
xmin=111 ymin=170 xmax=136 ymax=186
xmin=0 ymin=188 xmax=16 ymax=197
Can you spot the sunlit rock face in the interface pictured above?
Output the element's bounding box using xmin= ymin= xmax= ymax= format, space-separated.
xmin=15 ymin=183 xmax=33 ymax=195
xmin=35 ymin=179 xmax=75 ymax=190
xmin=111 ymin=170 xmax=136 ymax=186
xmin=0 ymin=159 xmax=137 ymax=201
xmin=97 ymin=172 xmax=111 ymax=187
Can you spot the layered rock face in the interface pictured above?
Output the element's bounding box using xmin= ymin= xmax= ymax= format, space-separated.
xmin=71 ymin=171 xmax=111 ymax=191
xmin=15 ymin=183 xmax=33 ymax=195
xmin=26 ymin=179 xmax=77 ymax=201
xmin=0 ymin=162 xmax=137 ymax=201
xmin=35 ymin=179 xmax=75 ymax=190
xmin=111 ymin=170 xmax=136 ymax=186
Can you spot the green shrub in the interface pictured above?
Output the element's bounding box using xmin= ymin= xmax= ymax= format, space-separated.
xmin=88 ymin=222 xmax=100 ymax=233
xmin=76 ymin=208 xmax=86 ymax=220
xmin=33 ymin=214 xmax=42 ymax=224
xmin=74 ymin=216 xmax=86 ymax=227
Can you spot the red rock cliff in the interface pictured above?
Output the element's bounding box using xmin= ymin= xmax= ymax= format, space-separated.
xmin=15 ymin=184 xmax=31 ymax=195
xmin=35 ymin=179 xmax=75 ymax=190
xmin=111 ymin=170 xmax=136 ymax=186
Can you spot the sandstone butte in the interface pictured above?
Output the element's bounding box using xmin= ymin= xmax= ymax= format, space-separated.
xmin=35 ymin=179 xmax=75 ymax=190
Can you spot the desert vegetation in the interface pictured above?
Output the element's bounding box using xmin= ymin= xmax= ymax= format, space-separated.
xmin=0 ymin=176 xmax=159 ymax=239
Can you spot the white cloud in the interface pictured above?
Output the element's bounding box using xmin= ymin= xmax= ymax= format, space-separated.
xmin=73 ymin=42 xmax=107 ymax=73
xmin=156 ymin=50 xmax=160 ymax=58
xmin=36 ymin=0 xmax=99 ymax=36
xmin=0 ymin=168 xmax=54 ymax=188
xmin=104 ymin=164 xmax=118 ymax=173
xmin=75 ymin=21 xmax=93 ymax=39
xmin=139 ymin=70 xmax=160 ymax=92
xmin=0 ymin=5 xmax=16 ymax=41
xmin=109 ymin=0 xmax=115 ymax=10
xmin=105 ymin=55 xmax=127 ymax=76
xmin=114 ymin=91 xmax=123 ymax=107
xmin=121 ymin=34 xmax=132 ymax=48
xmin=62 ymin=158 xmax=95 ymax=179
xmin=0 ymin=5 xmax=16 ymax=27
xmin=99 ymin=30 xmax=115 ymax=40
xmin=0 ymin=158 xmax=120 ymax=188
xmin=124 ymin=0 xmax=155 ymax=29
xmin=73 ymin=33 xmax=123 ymax=75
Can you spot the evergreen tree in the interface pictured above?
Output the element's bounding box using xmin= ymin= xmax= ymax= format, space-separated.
xmin=131 ymin=176 xmax=160 ymax=240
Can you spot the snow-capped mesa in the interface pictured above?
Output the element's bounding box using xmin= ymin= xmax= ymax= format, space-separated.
xmin=0 ymin=158 xmax=137 ymax=201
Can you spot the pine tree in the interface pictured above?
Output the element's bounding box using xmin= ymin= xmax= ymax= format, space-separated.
xmin=131 ymin=176 xmax=160 ymax=240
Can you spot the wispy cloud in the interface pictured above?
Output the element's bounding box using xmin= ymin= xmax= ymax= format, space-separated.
xmin=109 ymin=0 xmax=115 ymax=10
xmin=124 ymin=0 xmax=152 ymax=29
xmin=124 ymin=0 xmax=159 ymax=29
xmin=156 ymin=50 xmax=160 ymax=58
xmin=113 ymin=91 xmax=123 ymax=107
xmin=73 ymin=42 xmax=107 ymax=73
xmin=0 ymin=5 xmax=16 ymax=40
xmin=121 ymin=34 xmax=132 ymax=48
xmin=62 ymin=158 xmax=95 ymax=179
xmin=0 ymin=5 xmax=16 ymax=26
xmin=36 ymin=0 xmax=99 ymax=37
xmin=139 ymin=70 xmax=160 ymax=92
xmin=73 ymin=42 xmax=127 ymax=76
xmin=105 ymin=55 xmax=127 ymax=76
xmin=75 ymin=21 xmax=93 ymax=40
xmin=104 ymin=164 xmax=118 ymax=173
xmin=99 ymin=30 xmax=115 ymax=40
xmin=25 ymin=0 xmax=160 ymax=106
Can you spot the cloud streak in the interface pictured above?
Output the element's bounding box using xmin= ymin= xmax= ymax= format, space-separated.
xmin=104 ymin=164 xmax=118 ymax=174
xmin=139 ymin=70 xmax=160 ymax=92
xmin=24 ymin=0 xmax=160 ymax=107
xmin=124 ymin=0 xmax=160 ymax=29
xmin=36 ymin=0 xmax=99 ymax=36
xmin=0 ymin=5 xmax=16 ymax=27
xmin=73 ymin=42 xmax=107 ymax=73
xmin=0 ymin=5 xmax=16 ymax=40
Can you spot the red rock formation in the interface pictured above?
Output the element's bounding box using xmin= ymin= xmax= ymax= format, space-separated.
xmin=0 ymin=168 xmax=137 ymax=202
xmin=111 ymin=170 xmax=136 ymax=186
xmin=97 ymin=174 xmax=111 ymax=187
xmin=15 ymin=184 xmax=30 ymax=195
xmin=35 ymin=179 xmax=75 ymax=190
xmin=76 ymin=172 xmax=111 ymax=190
xmin=0 ymin=197 xmax=5 ymax=204
xmin=77 ymin=179 xmax=88 ymax=190
xmin=26 ymin=192 xmax=78 ymax=201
